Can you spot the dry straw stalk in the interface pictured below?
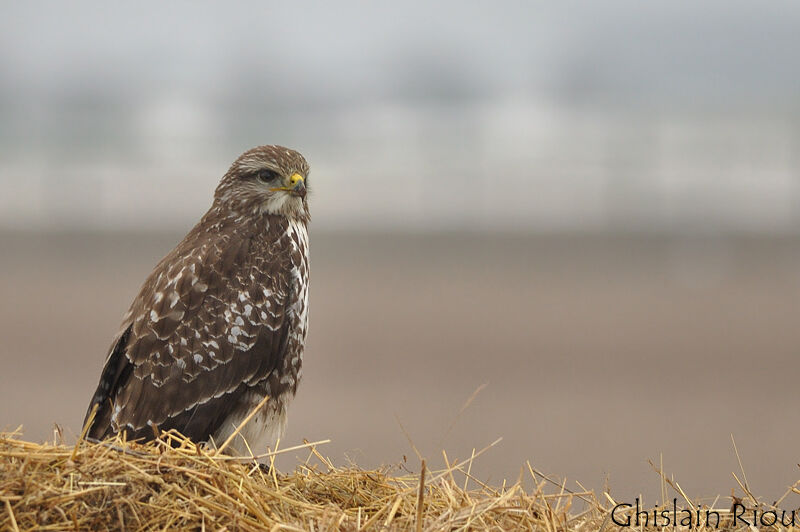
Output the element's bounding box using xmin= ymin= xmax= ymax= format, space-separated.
xmin=1 ymin=427 xmax=776 ymax=530
xmin=0 ymin=427 xmax=619 ymax=531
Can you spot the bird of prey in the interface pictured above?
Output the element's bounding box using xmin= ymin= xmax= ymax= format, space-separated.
xmin=83 ymin=145 xmax=310 ymax=456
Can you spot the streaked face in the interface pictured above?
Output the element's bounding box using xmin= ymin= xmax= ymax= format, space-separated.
xmin=215 ymin=145 xmax=310 ymax=219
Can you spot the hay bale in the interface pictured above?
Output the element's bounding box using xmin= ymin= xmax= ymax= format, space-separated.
xmin=0 ymin=429 xmax=609 ymax=530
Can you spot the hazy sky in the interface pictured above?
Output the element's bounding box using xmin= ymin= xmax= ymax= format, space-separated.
xmin=2 ymin=1 xmax=800 ymax=232
xmin=2 ymin=1 xmax=800 ymax=105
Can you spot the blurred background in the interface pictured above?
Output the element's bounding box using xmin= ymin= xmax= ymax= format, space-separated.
xmin=2 ymin=0 xmax=800 ymax=503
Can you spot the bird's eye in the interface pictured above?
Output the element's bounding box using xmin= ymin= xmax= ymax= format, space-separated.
xmin=256 ymin=169 xmax=280 ymax=183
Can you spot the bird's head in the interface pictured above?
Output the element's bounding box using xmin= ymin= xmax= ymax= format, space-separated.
xmin=214 ymin=145 xmax=310 ymax=221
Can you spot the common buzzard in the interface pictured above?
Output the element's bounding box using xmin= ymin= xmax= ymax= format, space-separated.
xmin=83 ymin=145 xmax=310 ymax=456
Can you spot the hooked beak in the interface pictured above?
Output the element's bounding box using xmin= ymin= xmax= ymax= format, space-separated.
xmin=270 ymin=173 xmax=306 ymax=198
xmin=289 ymin=173 xmax=306 ymax=198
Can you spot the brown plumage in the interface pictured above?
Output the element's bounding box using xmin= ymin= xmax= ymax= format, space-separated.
xmin=84 ymin=145 xmax=310 ymax=455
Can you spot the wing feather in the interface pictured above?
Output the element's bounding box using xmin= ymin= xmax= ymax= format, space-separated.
xmin=84 ymin=220 xmax=295 ymax=441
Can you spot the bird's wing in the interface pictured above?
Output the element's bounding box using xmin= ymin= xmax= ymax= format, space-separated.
xmin=85 ymin=227 xmax=295 ymax=441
